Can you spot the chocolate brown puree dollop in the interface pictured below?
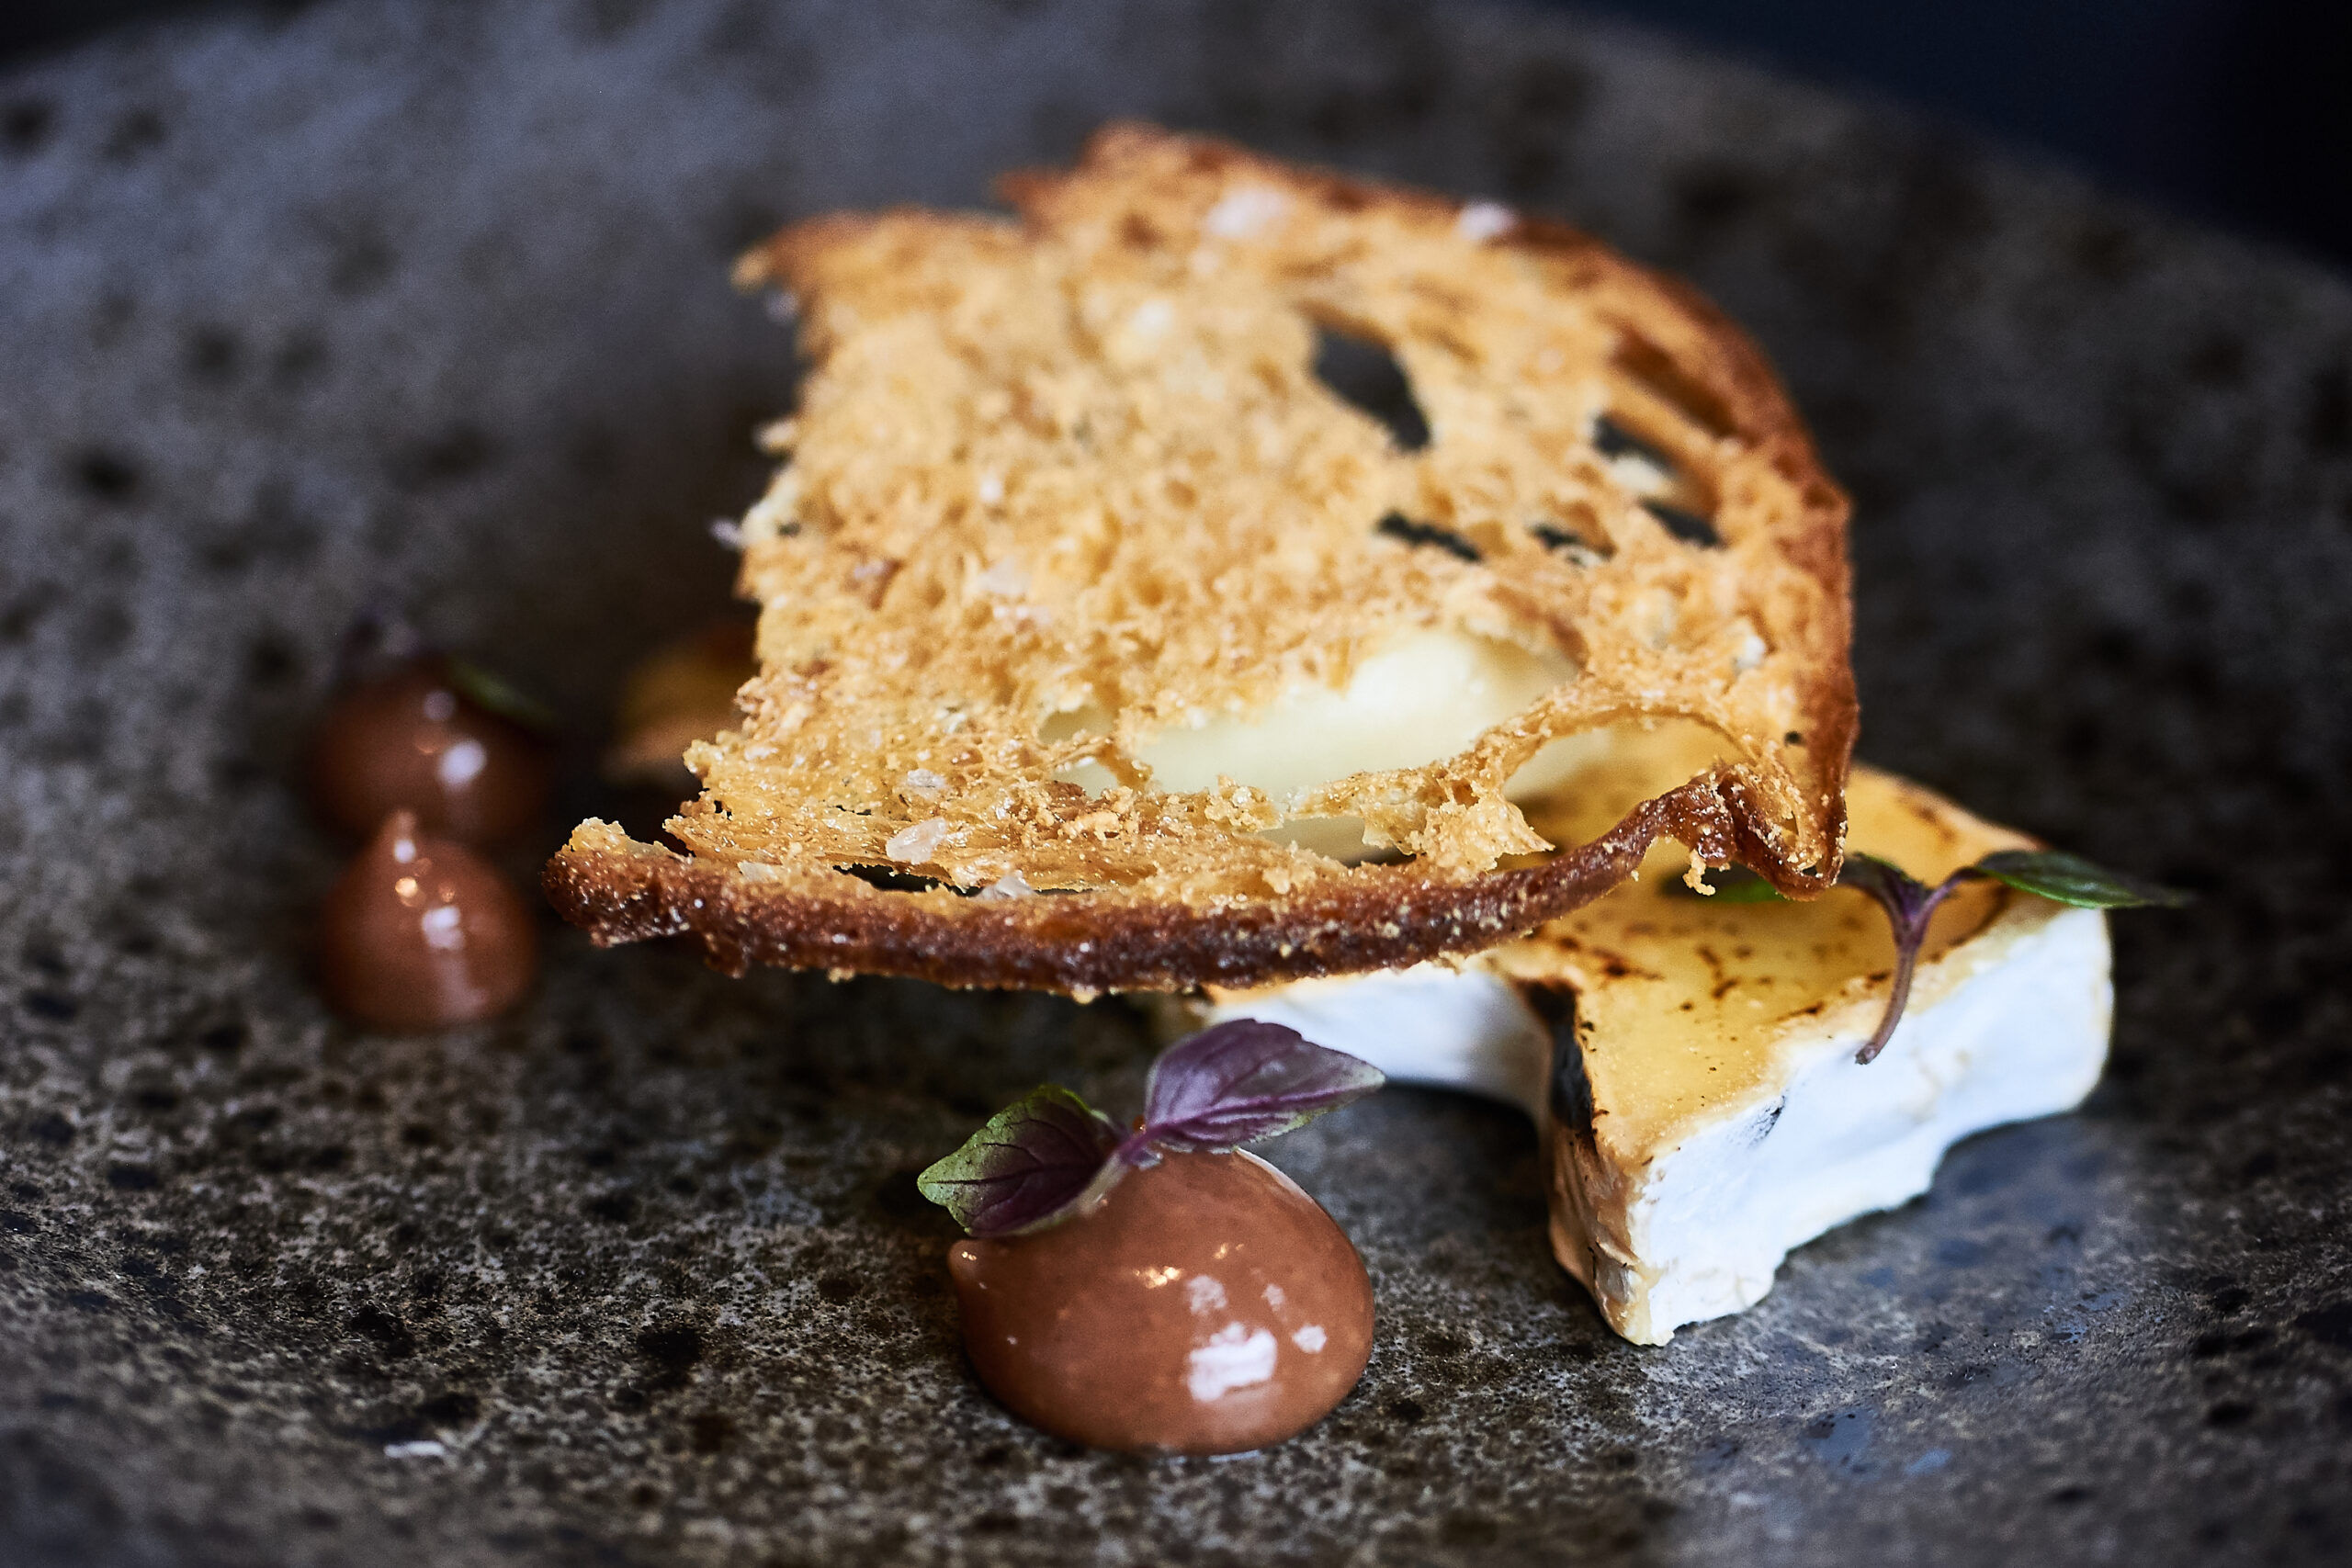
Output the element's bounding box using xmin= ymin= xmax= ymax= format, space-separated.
xmin=320 ymin=811 xmax=537 ymax=1030
xmin=311 ymin=659 xmax=548 ymax=847
xmin=947 ymin=1149 xmax=1373 ymax=1455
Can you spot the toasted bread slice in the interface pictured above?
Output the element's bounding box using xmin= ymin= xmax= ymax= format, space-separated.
xmin=547 ymin=124 xmax=1856 ymax=995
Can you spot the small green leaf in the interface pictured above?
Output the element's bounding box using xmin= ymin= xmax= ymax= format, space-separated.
xmin=445 ymin=655 xmax=560 ymax=735
xmin=915 ymin=1085 xmax=1122 ymax=1236
xmin=1666 ymin=864 xmax=1788 ymax=903
xmin=1973 ymin=850 xmax=2189 ymax=910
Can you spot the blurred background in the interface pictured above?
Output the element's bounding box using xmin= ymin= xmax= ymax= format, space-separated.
xmin=4 ymin=0 xmax=2346 ymax=268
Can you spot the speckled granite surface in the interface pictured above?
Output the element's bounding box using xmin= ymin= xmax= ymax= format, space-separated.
xmin=1 ymin=1 xmax=2347 ymax=1563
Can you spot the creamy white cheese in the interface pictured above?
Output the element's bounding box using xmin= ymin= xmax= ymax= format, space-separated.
xmin=1131 ymin=629 xmax=1574 ymax=800
xmin=1199 ymin=871 xmax=2112 ymax=1344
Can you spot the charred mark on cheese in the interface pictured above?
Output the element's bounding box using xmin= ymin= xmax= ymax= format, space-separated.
xmin=1374 ymin=513 xmax=1481 ymax=562
xmin=1528 ymin=984 xmax=1595 ymax=1139
xmin=1311 ymin=325 xmax=1431 ymax=451
xmin=1641 ymin=499 xmax=1723 ymax=548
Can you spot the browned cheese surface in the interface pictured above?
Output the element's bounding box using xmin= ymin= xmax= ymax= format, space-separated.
xmin=1506 ymin=761 xmax=2035 ymax=1157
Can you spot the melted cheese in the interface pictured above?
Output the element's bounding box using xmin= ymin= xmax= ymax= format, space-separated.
xmin=1057 ymin=629 xmax=1603 ymax=859
xmin=1133 ymin=630 xmax=1577 ymax=796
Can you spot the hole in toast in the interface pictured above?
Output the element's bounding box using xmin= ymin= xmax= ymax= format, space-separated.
xmin=1049 ymin=632 xmax=1577 ymax=829
xmin=1640 ymin=500 xmax=1723 ymax=548
xmin=1374 ymin=513 xmax=1481 ymax=563
xmin=835 ymin=863 xmax=963 ymax=895
xmin=1593 ymin=412 xmax=1723 ymax=547
xmin=1136 ymin=630 xmax=1572 ymax=799
xmin=1042 ymin=703 xmax=1121 ymax=797
xmin=1261 ymin=817 xmax=1405 ymax=863
xmin=1310 ymin=324 xmax=1431 ymax=451
xmin=1510 ymin=718 xmax=1739 ymax=849
xmin=1039 ymin=704 xmax=1113 ymax=746
xmin=1530 ymin=520 xmax=1614 ymax=564
xmin=1591 ymin=413 xmax=1676 ymax=472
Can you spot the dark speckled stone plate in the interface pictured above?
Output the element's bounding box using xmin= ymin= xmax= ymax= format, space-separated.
xmin=2 ymin=2 xmax=2347 ymax=1563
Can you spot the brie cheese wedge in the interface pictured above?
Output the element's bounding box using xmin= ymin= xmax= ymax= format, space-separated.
xmin=1192 ymin=764 xmax=2112 ymax=1344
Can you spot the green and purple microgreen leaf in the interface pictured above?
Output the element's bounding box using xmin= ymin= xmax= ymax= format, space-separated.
xmin=915 ymin=1023 xmax=1385 ymax=1237
xmin=1970 ymin=849 xmax=2189 ymax=910
xmin=1839 ymin=848 xmax=2186 ymax=1066
xmin=1130 ymin=1021 xmax=1388 ymax=1156
xmin=914 ymin=1085 xmax=1122 ymax=1237
xmin=444 ymin=654 xmax=561 ymax=736
xmin=1644 ymin=840 xmax=2183 ymax=1066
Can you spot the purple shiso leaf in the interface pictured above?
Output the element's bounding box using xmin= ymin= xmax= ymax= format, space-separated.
xmin=915 ymin=1085 xmax=1123 ymax=1237
xmin=1137 ymin=1021 xmax=1386 ymax=1154
xmin=914 ymin=1026 xmax=1386 ymax=1237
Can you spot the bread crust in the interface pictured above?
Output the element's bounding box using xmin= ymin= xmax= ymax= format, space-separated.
xmin=548 ymin=769 xmax=1791 ymax=996
xmin=548 ymin=124 xmax=1857 ymax=994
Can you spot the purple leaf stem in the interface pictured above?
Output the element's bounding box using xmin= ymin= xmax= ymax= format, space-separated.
xmin=1838 ymin=855 xmax=1973 ymax=1065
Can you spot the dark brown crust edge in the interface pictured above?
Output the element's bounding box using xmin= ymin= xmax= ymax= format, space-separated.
xmin=545 ymin=771 xmax=1797 ymax=996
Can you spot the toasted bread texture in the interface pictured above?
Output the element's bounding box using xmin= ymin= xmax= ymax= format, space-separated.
xmin=548 ymin=124 xmax=1857 ymax=995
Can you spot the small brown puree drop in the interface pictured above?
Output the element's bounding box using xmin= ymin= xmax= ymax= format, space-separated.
xmin=320 ymin=811 xmax=537 ymax=1030
xmin=311 ymin=659 xmax=548 ymax=847
xmin=948 ymin=1149 xmax=1373 ymax=1455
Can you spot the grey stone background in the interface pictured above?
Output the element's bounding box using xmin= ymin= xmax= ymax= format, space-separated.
xmin=0 ymin=1 xmax=2346 ymax=1563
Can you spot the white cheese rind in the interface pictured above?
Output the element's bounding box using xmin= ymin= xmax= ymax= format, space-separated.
xmin=1623 ymin=904 xmax=2109 ymax=1340
xmin=1199 ymin=903 xmax=2112 ymax=1345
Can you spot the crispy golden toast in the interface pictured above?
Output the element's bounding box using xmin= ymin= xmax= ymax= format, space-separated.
xmin=547 ymin=125 xmax=1856 ymax=995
